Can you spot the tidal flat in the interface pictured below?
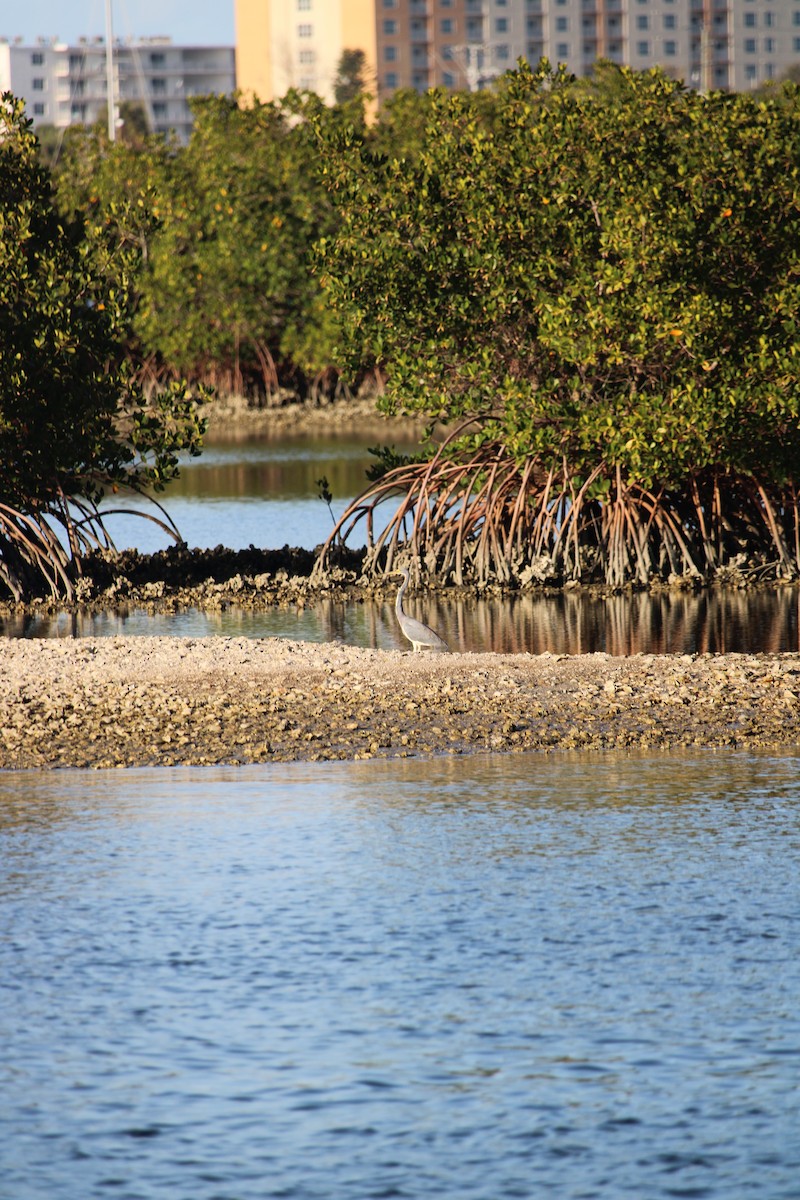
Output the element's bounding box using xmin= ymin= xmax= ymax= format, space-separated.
xmin=1 ymin=636 xmax=799 ymax=768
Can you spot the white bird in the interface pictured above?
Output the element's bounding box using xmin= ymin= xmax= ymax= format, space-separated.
xmin=394 ymin=568 xmax=449 ymax=652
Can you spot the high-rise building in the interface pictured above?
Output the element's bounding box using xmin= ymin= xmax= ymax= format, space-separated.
xmin=235 ymin=0 xmax=377 ymax=105
xmin=0 ymin=37 xmax=236 ymax=143
xmin=234 ymin=0 xmax=800 ymax=100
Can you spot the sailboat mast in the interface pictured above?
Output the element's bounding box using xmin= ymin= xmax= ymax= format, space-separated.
xmin=105 ymin=0 xmax=116 ymax=141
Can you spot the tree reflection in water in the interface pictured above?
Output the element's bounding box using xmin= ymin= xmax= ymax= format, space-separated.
xmin=3 ymin=586 xmax=799 ymax=656
xmin=378 ymin=585 xmax=800 ymax=656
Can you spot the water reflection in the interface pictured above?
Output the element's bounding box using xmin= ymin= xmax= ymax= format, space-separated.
xmin=4 ymin=584 xmax=800 ymax=655
xmin=95 ymin=433 xmax=420 ymax=555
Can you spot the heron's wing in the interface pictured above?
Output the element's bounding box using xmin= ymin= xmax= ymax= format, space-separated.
xmin=401 ymin=615 xmax=449 ymax=649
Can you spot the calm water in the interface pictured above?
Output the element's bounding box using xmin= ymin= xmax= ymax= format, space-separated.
xmin=1 ymin=750 xmax=799 ymax=1199
xmin=95 ymin=434 xmax=408 ymax=555
xmin=5 ymin=581 xmax=800 ymax=656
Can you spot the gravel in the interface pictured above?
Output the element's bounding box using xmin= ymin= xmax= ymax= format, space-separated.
xmin=1 ymin=636 xmax=799 ymax=769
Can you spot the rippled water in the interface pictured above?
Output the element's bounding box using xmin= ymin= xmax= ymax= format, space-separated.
xmin=2 ymin=750 xmax=799 ymax=1199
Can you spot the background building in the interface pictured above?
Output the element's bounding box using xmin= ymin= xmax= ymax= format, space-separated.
xmin=0 ymin=37 xmax=235 ymax=143
xmin=234 ymin=0 xmax=800 ymax=100
xmin=235 ymin=0 xmax=377 ymax=105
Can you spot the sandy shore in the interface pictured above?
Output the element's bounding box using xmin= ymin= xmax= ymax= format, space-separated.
xmin=1 ymin=636 xmax=799 ymax=769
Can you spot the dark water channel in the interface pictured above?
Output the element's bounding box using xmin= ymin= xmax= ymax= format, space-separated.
xmin=1 ymin=750 xmax=798 ymax=1199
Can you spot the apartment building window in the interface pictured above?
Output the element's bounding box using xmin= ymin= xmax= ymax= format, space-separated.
xmin=152 ymin=102 xmax=168 ymax=118
xmin=384 ymin=19 xmax=397 ymax=34
xmin=298 ymin=0 xmax=312 ymax=8
xmin=32 ymin=78 xmax=45 ymax=90
xmin=150 ymin=52 xmax=165 ymax=66
xmin=664 ymin=14 xmax=675 ymax=28
xmin=664 ymin=39 xmax=676 ymax=54
xmin=744 ymin=11 xmax=756 ymax=24
xmin=298 ymin=23 xmax=312 ymax=36
xmin=744 ymin=37 xmax=756 ymax=51
xmin=794 ymin=10 xmax=800 ymax=24
xmin=556 ymin=17 xmax=569 ymax=31
xmin=496 ymin=44 xmax=510 ymax=59
xmin=385 ymin=71 xmax=398 ymax=86
xmin=764 ymin=11 xmax=774 ymax=26
xmin=384 ymin=45 xmax=397 ymax=61
xmin=31 ymin=51 xmax=44 ymax=65
xmin=383 ymin=0 xmax=396 ymax=7
xmin=443 ymin=71 xmax=455 ymax=85
xmin=33 ymin=102 xmax=45 ymax=115
xmin=637 ymin=40 xmax=650 ymax=53
xmin=441 ymin=18 xmax=454 ymax=33
xmin=764 ymin=36 xmax=775 ymax=50
xmin=496 ymin=18 xmax=508 ymax=32
xmin=637 ymin=15 xmax=649 ymax=29
xmin=794 ymin=35 xmax=800 ymax=48
xmin=299 ymin=49 xmax=315 ymax=63
xmin=556 ymin=42 xmax=570 ymax=56
xmin=745 ymin=63 xmax=757 ymax=80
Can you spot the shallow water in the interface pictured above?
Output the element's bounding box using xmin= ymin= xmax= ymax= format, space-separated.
xmin=5 ymin=582 xmax=800 ymax=656
xmin=1 ymin=750 xmax=799 ymax=1199
xmin=95 ymin=434 xmax=410 ymax=555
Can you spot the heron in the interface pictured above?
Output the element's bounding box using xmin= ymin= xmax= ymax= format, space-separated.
xmin=394 ymin=568 xmax=449 ymax=652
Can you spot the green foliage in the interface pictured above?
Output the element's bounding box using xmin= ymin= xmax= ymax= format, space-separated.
xmin=54 ymin=91 xmax=354 ymax=395
xmin=318 ymin=61 xmax=800 ymax=488
xmin=0 ymin=93 xmax=206 ymax=598
xmin=334 ymin=50 xmax=369 ymax=105
xmin=315 ymin=62 xmax=800 ymax=582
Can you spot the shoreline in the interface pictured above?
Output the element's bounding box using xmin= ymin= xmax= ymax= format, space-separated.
xmin=1 ymin=636 xmax=799 ymax=770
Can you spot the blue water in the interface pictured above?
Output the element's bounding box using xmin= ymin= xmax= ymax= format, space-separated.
xmin=1 ymin=750 xmax=799 ymax=1198
xmin=94 ymin=436 xmax=408 ymax=555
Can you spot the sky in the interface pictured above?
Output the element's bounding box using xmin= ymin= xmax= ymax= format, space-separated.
xmin=1 ymin=0 xmax=236 ymax=46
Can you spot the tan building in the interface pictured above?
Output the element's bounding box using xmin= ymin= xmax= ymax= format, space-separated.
xmin=234 ymin=0 xmax=800 ymax=101
xmin=234 ymin=0 xmax=378 ymax=104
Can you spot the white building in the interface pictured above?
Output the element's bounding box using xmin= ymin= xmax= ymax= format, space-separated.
xmin=0 ymin=37 xmax=236 ymax=143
